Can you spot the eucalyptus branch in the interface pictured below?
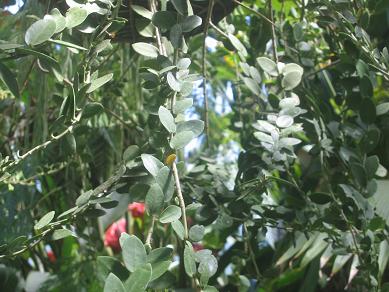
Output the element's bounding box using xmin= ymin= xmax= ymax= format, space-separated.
xmin=202 ymin=0 xmax=215 ymax=148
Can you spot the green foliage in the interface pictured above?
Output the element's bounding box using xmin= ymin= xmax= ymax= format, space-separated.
xmin=2 ymin=0 xmax=389 ymax=291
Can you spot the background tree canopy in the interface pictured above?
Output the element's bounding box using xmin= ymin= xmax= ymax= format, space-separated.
xmin=1 ymin=0 xmax=389 ymax=291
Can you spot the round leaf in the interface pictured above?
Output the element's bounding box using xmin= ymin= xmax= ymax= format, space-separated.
xmin=189 ymin=224 xmax=205 ymax=242
xmin=282 ymin=70 xmax=303 ymax=90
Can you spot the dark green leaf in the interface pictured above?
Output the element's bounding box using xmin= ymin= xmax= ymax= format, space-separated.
xmin=83 ymin=102 xmax=104 ymax=118
xmin=171 ymin=0 xmax=187 ymax=15
xmin=360 ymin=98 xmax=376 ymax=124
xmin=170 ymin=24 xmax=183 ymax=49
xmin=152 ymin=11 xmax=176 ymax=30
xmin=309 ymin=193 xmax=332 ymax=205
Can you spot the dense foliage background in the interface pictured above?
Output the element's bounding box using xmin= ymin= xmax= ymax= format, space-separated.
xmin=1 ymin=0 xmax=389 ymax=291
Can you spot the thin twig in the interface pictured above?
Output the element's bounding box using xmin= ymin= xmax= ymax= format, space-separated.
xmin=304 ymin=59 xmax=341 ymax=79
xmin=210 ymin=21 xmax=228 ymax=38
xmin=172 ymin=162 xmax=188 ymax=239
xmin=202 ymin=0 xmax=215 ymax=148
xmin=145 ymin=216 xmax=156 ymax=247
xmin=233 ymin=0 xmax=275 ymax=26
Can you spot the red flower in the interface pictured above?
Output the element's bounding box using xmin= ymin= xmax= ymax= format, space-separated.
xmin=47 ymin=250 xmax=56 ymax=263
xmin=104 ymin=218 xmax=127 ymax=253
xmin=128 ymin=202 xmax=145 ymax=218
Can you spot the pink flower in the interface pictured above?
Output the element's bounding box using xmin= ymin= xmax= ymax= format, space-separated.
xmin=128 ymin=202 xmax=145 ymax=218
xmin=104 ymin=218 xmax=127 ymax=253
